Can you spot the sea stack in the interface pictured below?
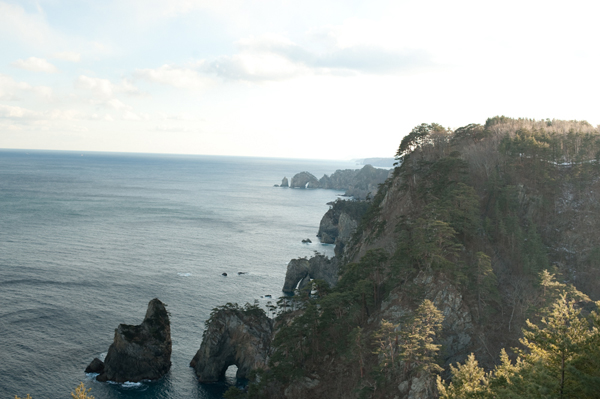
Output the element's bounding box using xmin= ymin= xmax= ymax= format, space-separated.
xmin=281 ymin=176 xmax=289 ymax=187
xmin=87 ymin=298 xmax=172 ymax=383
xmin=190 ymin=305 xmax=273 ymax=382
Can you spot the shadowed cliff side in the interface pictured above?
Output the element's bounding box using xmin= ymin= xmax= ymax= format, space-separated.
xmin=190 ymin=303 xmax=273 ymax=382
xmin=87 ymin=298 xmax=172 ymax=383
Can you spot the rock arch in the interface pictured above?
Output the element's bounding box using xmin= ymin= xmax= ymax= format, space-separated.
xmin=190 ymin=304 xmax=273 ymax=382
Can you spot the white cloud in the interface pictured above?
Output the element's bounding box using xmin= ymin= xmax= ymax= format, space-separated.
xmin=0 ymin=104 xmax=39 ymax=119
xmin=154 ymin=124 xmax=192 ymax=132
xmin=75 ymin=75 xmax=142 ymax=98
xmin=134 ymin=65 xmax=210 ymax=89
xmin=0 ymin=74 xmax=53 ymax=101
xmin=202 ymin=33 xmax=433 ymax=82
xmin=12 ymin=57 xmax=58 ymax=73
xmin=52 ymin=51 xmax=81 ymax=62
xmin=0 ymin=2 xmax=54 ymax=46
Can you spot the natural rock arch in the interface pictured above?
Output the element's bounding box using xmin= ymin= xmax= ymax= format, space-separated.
xmin=190 ymin=304 xmax=273 ymax=382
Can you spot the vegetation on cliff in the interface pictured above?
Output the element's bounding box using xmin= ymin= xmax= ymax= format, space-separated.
xmin=236 ymin=117 xmax=600 ymax=398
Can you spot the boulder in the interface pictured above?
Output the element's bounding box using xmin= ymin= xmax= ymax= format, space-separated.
xmin=190 ymin=305 xmax=273 ymax=382
xmin=90 ymin=298 xmax=172 ymax=383
xmin=290 ymin=172 xmax=320 ymax=188
xmin=85 ymin=358 xmax=105 ymax=374
xmin=281 ymin=177 xmax=289 ymax=187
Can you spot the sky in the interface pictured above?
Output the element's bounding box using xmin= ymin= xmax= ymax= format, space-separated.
xmin=0 ymin=0 xmax=599 ymax=160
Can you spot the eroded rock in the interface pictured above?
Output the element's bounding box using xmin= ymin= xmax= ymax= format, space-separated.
xmin=290 ymin=172 xmax=320 ymax=188
xmin=90 ymin=298 xmax=172 ymax=383
xmin=282 ymin=258 xmax=309 ymax=293
xmin=190 ymin=304 xmax=273 ymax=382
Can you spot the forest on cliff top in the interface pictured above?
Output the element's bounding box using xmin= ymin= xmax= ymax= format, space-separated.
xmin=227 ymin=116 xmax=600 ymax=399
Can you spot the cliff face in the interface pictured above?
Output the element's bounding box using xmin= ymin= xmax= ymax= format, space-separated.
xmin=316 ymin=199 xmax=369 ymax=257
xmin=253 ymin=118 xmax=600 ymax=399
xmin=88 ymin=298 xmax=172 ymax=383
xmin=190 ymin=304 xmax=273 ymax=382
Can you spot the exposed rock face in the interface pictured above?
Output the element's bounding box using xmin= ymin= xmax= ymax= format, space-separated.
xmin=282 ymin=255 xmax=339 ymax=293
xmin=290 ymin=171 xmax=320 ymax=188
xmin=90 ymin=298 xmax=172 ymax=383
xmin=308 ymin=255 xmax=339 ymax=288
xmin=281 ymin=177 xmax=289 ymax=187
xmin=190 ymin=306 xmax=273 ymax=382
xmin=317 ymin=199 xmax=369 ymax=256
xmin=344 ymin=164 xmax=391 ymax=200
xmin=380 ymin=275 xmax=474 ymax=367
xmin=282 ymin=258 xmax=309 ymax=293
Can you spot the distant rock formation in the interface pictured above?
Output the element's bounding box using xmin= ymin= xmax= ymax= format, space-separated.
xmin=284 ymin=165 xmax=390 ymax=199
xmin=282 ymin=255 xmax=339 ymax=293
xmin=281 ymin=177 xmax=289 ymax=187
xmin=290 ymin=171 xmax=320 ymax=188
xmin=190 ymin=304 xmax=273 ymax=382
xmin=89 ymin=298 xmax=172 ymax=383
xmin=355 ymin=157 xmax=396 ymax=168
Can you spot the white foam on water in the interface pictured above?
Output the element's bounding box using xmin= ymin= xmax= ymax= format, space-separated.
xmin=177 ymin=273 xmax=192 ymax=277
xmin=122 ymin=381 xmax=144 ymax=388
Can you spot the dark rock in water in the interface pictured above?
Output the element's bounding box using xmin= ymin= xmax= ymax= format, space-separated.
xmin=238 ymin=272 xmax=246 ymax=275
xmin=301 ymin=238 xmax=312 ymax=243
xmin=222 ymin=272 xmax=228 ymax=276
xmin=290 ymin=172 xmax=320 ymax=188
xmin=273 ymin=184 xmax=279 ymax=187
xmin=280 ymin=177 xmax=289 ymax=187
xmin=282 ymin=258 xmax=309 ymax=293
xmin=264 ymin=294 xmax=272 ymax=298
xmin=190 ymin=305 xmax=273 ymax=382
xmin=91 ymin=298 xmax=172 ymax=383
xmin=85 ymin=358 xmax=105 ymax=374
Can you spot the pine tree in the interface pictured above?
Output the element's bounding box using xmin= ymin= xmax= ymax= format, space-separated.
xmin=401 ymin=299 xmax=444 ymax=374
xmin=437 ymin=353 xmax=491 ymax=399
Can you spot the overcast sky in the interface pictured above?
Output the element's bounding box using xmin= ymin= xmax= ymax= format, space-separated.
xmin=1 ymin=0 xmax=598 ymax=160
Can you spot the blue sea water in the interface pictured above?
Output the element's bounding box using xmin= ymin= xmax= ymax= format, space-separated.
xmin=0 ymin=150 xmax=357 ymax=399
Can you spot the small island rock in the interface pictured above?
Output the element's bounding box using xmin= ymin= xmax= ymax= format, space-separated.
xmin=89 ymin=298 xmax=172 ymax=383
xmin=281 ymin=177 xmax=289 ymax=187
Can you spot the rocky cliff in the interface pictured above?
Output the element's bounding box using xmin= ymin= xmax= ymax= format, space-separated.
xmin=87 ymin=298 xmax=172 ymax=383
xmin=243 ymin=117 xmax=600 ymax=399
xmin=317 ymin=199 xmax=369 ymax=257
xmin=190 ymin=303 xmax=273 ymax=382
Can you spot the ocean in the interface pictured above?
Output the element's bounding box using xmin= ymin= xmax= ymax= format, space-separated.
xmin=0 ymin=150 xmax=357 ymax=399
